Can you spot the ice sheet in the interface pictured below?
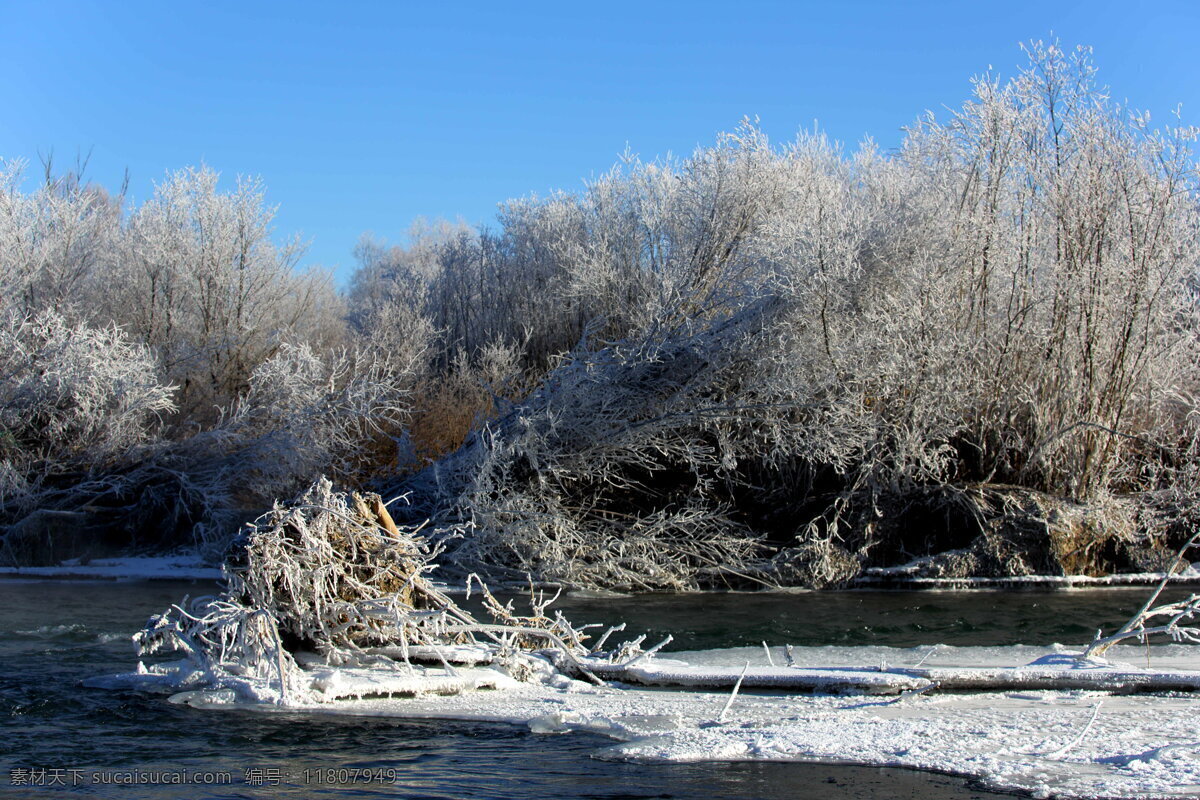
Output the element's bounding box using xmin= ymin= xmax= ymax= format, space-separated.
xmin=97 ymin=643 xmax=1200 ymax=799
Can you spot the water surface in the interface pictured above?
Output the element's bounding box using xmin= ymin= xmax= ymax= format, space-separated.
xmin=5 ymin=579 xmax=1177 ymax=799
xmin=544 ymin=584 xmax=1191 ymax=651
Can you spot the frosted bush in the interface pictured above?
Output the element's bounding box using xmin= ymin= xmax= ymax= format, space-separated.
xmin=0 ymin=309 xmax=175 ymax=471
xmin=222 ymin=343 xmax=414 ymax=498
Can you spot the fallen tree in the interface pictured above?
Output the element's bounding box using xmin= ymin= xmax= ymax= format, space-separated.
xmin=389 ymin=299 xmax=791 ymax=591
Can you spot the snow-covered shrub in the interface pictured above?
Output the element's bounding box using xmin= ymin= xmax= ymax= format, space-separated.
xmin=0 ymin=310 xmax=183 ymax=557
xmin=221 ymin=343 xmax=415 ymax=500
xmin=0 ymin=309 xmax=175 ymax=472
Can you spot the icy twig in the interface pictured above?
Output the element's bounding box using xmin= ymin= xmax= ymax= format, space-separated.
xmin=592 ymin=623 xmax=626 ymax=653
xmin=717 ymin=662 xmax=750 ymax=723
xmin=912 ymin=644 xmax=941 ymax=668
xmin=1044 ymin=701 xmax=1104 ymax=759
xmin=621 ymin=635 xmax=674 ymax=667
xmin=1084 ymin=531 xmax=1200 ymax=660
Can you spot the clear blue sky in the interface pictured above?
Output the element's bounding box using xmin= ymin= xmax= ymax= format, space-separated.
xmin=3 ymin=0 xmax=1198 ymax=284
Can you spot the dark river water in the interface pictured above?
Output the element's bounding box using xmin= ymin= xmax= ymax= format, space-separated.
xmin=1 ymin=579 xmax=1186 ymax=799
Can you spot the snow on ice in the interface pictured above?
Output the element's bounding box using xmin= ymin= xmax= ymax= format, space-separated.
xmin=91 ymin=642 xmax=1200 ymax=799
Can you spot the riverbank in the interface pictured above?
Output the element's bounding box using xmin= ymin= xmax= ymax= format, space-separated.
xmin=6 ymin=550 xmax=1199 ymax=592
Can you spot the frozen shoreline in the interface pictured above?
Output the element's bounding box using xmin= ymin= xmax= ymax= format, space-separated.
xmin=854 ymin=573 xmax=1200 ymax=589
xmin=5 ymin=554 xmax=1199 ymax=592
xmin=0 ymin=556 xmax=222 ymax=581
xmin=94 ymin=642 xmax=1200 ymax=800
xmin=856 ymin=561 xmax=1200 ymax=589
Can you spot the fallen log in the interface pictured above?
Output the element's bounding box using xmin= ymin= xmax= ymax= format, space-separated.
xmin=578 ymin=654 xmax=1200 ymax=696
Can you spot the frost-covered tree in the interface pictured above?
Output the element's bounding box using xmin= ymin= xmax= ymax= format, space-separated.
xmin=0 ymin=159 xmax=124 ymax=316
xmin=113 ymin=166 xmax=346 ymax=425
xmin=0 ymin=164 xmax=386 ymax=556
xmin=0 ymin=309 xmax=175 ymax=508
xmin=1 ymin=161 xmax=349 ymax=427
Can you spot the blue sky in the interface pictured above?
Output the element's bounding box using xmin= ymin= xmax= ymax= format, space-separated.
xmin=3 ymin=0 xmax=1198 ymax=284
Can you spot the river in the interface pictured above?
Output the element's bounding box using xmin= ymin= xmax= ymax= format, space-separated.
xmin=2 ymin=579 xmax=1186 ymax=799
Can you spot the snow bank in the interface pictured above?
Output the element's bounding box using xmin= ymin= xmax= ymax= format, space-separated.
xmin=96 ymin=642 xmax=1200 ymax=799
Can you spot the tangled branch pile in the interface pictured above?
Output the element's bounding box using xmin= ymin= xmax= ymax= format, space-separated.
xmin=135 ymin=480 xmax=613 ymax=704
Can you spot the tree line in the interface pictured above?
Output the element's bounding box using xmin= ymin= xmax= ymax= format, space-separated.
xmin=3 ymin=43 xmax=1199 ymax=586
